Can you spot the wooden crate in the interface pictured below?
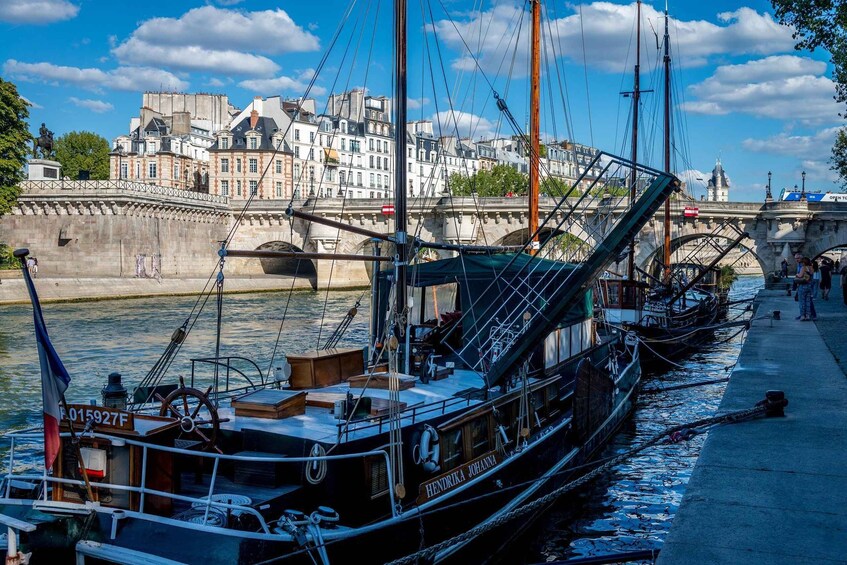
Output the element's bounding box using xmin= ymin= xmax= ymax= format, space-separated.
xmin=348 ymin=372 xmax=416 ymax=390
xmin=231 ymin=390 xmax=306 ymax=419
xmin=286 ymin=348 xmax=364 ymax=389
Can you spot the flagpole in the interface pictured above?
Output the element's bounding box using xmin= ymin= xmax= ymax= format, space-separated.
xmin=14 ymin=248 xmax=95 ymax=503
xmin=60 ymin=397 xmax=95 ymax=503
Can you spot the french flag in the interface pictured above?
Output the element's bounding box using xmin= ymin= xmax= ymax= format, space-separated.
xmin=16 ymin=249 xmax=71 ymax=470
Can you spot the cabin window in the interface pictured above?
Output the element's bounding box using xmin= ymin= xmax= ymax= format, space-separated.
xmin=604 ymin=282 xmax=620 ymax=307
xmin=544 ymin=331 xmax=558 ymax=369
xmin=411 ymin=283 xmax=458 ymax=325
xmin=621 ymin=285 xmax=639 ymax=309
xmin=367 ymin=457 xmax=389 ymax=499
xmin=468 ymin=416 xmax=492 ymax=459
xmin=441 ymin=428 xmax=464 ymax=471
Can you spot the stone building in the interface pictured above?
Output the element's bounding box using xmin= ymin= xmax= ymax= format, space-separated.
xmin=208 ymin=108 xmax=293 ymax=200
xmin=707 ymin=158 xmax=730 ymax=202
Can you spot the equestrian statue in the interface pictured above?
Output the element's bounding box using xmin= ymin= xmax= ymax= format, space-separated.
xmin=32 ymin=123 xmax=55 ymax=159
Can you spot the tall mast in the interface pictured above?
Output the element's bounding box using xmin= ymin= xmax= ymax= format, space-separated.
xmin=528 ymin=0 xmax=541 ymax=252
xmin=626 ymin=0 xmax=642 ymax=280
xmin=393 ymin=0 xmax=408 ymax=336
xmin=662 ymin=1 xmax=672 ymax=283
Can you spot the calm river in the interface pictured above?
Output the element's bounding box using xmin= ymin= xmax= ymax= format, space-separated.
xmin=0 ymin=276 xmax=762 ymax=562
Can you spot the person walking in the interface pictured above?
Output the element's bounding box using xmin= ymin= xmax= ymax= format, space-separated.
xmin=794 ymin=253 xmax=817 ymax=319
xmin=811 ymin=260 xmax=821 ymax=298
xmin=795 ymin=257 xmax=814 ymax=320
xmin=820 ymin=259 xmax=833 ymax=300
xmin=841 ymin=262 xmax=847 ymax=306
xmin=780 ymin=258 xmax=788 ymax=278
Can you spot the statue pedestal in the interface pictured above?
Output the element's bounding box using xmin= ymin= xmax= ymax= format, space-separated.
xmin=28 ymin=159 xmax=62 ymax=180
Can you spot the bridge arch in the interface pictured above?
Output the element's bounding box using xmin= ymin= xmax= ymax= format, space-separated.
xmin=492 ymin=227 xmax=594 ymax=261
xmin=640 ymin=233 xmax=768 ymax=279
xmin=255 ymin=241 xmax=318 ymax=288
xmin=802 ymin=227 xmax=847 ymax=264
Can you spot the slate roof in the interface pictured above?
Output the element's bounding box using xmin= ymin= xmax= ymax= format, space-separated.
xmin=210 ymin=116 xmax=292 ymax=153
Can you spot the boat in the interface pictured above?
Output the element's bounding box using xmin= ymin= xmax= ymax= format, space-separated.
xmin=597 ymin=2 xmax=743 ymax=367
xmin=0 ymin=3 xmax=680 ymax=564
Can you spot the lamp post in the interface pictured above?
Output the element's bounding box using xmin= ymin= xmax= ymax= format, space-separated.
xmin=766 ymin=171 xmax=773 ymax=202
xmin=800 ymin=171 xmax=806 ymax=200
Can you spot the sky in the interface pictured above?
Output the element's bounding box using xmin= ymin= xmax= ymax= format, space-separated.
xmin=0 ymin=0 xmax=842 ymax=201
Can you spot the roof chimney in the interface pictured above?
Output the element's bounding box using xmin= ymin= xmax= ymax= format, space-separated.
xmin=250 ymin=108 xmax=259 ymax=130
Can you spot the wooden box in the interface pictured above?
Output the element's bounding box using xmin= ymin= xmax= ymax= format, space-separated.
xmin=286 ymin=348 xmax=364 ymax=389
xmin=231 ymin=390 xmax=306 ymax=419
xmin=347 ymin=372 xmax=417 ymax=390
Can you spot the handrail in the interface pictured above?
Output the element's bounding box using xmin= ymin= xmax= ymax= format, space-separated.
xmin=18 ymin=179 xmax=229 ymax=205
xmin=1 ymin=430 xmax=399 ymax=525
xmin=190 ymin=356 xmax=265 ymax=390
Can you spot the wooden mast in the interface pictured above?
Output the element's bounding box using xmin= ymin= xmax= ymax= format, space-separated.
xmin=529 ymin=0 xmax=541 ymax=253
xmin=627 ymin=0 xmax=642 ymax=280
xmin=662 ymin=1 xmax=672 ymax=284
xmin=394 ymin=0 xmax=408 ymax=335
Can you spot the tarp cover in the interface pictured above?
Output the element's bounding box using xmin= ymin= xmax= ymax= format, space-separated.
xmin=376 ymin=253 xmax=592 ymax=362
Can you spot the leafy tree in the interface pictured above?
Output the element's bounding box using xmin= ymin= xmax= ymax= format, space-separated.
xmin=54 ymin=131 xmax=110 ymax=180
xmin=771 ymin=1 xmax=847 ymax=110
xmin=449 ymin=164 xmax=529 ymax=197
xmin=0 ymin=79 xmax=30 ymax=217
xmin=832 ymin=127 xmax=847 ymax=186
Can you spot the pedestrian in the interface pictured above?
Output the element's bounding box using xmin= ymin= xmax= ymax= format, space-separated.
xmin=820 ymin=259 xmax=833 ymax=300
xmin=780 ymin=258 xmax=788 ymax=278
xmin=795 ymin=257 xmax=813 ymax=321
xmin=794 ymin=253 xmax=817 ymax=319
xmin=841 ymin=262 xmax=847 ymax=306
xmin=811 ymin=259 xmax=821 ymax=298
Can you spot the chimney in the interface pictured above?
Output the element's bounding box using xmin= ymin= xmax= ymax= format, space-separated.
xmin=250 ymin=108 xmax=259 ymax=130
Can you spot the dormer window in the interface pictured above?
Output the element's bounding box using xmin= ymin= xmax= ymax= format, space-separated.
xmin=249 ymin=137 xmax=258 ymax=150
xmin=220 ymin=137 xmax=229 ymax=150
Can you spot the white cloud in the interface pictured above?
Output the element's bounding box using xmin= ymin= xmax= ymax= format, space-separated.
xmin=111 ymin=6 xmax=319 ymax=77
xmin=207 ymin=77 xmax=226 ymax=88
xmin=682 ymin=55 xmax=840 ymax=123
xmin=238 ymin=73 xmax=326 ymax=96
xmin=0 ymin=0 xmax=78 ymax=24
xmin=69 ymin=97 xmax=113 ymax=113
xmin=431 ymin=110 xmax=497 ymax=139
xmin=742 ymin=127 xmax=841 ymax=160
xmin=408 ymin=97 xmax=430 ymax=110
xmin=678 ymin=168 xmax=710 ymax=191
xmin=20 ymin=95 xmax=43 ymax=109
xmin=433 ymin=3 xmax=796 ymax=75
xmin=3 ymin=59 xmax=189 ymax=92
xmin=114 ymin=39 xmax=279 ymax=76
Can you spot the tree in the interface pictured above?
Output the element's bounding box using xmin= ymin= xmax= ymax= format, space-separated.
xmin=0 ymin=78 xmax=30 ymax=217
xmin=831 ymin=127 xmax=847 ymax=186
xmin=54 ymin=131 xmax=110 ymax=180
xmin=771 ymin=1 xmax=847 ymax=109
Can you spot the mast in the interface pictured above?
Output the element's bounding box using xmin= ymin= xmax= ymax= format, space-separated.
xmin=393 ymin=0 xmax=408 ymax=339
xmin=627 ymin=0 xmax=642 ymax=280
xmin=662 ymin=1 xmax=672 ymax=284
xmin=528 ymin=0 xmax=541 ymax=252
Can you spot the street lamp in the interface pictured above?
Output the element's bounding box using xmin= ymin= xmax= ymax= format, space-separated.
xmin=766 ymin=171 xmax=772 ymax=201
xmin=801 ymin=171 xmax=806 ymax=200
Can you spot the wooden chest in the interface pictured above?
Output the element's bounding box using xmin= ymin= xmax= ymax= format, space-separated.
xmin=286 ymin=348 xmax=364 ymax=389
xmin=231 ymin=390 xmax=307 ymax=419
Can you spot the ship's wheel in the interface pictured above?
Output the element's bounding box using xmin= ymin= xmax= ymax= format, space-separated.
xmin=158 ymin=376 xmax=222 ymax=453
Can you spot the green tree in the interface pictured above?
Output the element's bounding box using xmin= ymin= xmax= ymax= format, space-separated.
xmin=0 ymin=79 xmax=30 ymax=217
xmin=54 ymin=131 xmax=110 ymax=180
xmin=771 ymin=1 xmax=847 ymax=110
xmin=832 ymin=127 xmax=847 ymax=186
xmin=448 ymin=165 xmax=529 ymax=197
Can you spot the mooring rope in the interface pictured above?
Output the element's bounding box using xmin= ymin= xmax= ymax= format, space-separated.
xmin=384 ymin=397 xmax=784 ymax=565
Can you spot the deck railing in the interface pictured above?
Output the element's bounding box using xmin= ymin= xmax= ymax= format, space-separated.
xmin=0 ymin=428 xmax=399 ymax=531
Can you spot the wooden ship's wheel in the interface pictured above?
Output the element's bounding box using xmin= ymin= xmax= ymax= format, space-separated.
xmin=158 ymin=376 xmax=222 ymax=453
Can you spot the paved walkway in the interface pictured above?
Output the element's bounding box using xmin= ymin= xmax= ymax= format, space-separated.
xmin=0 ymin=275 xmax=318 ymax=305
xmin=659 ymin=277 xmax=847 ymax=564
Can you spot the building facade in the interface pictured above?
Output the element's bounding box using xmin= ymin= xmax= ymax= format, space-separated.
xmin=707 ymin=158 xmax=730 ymax=202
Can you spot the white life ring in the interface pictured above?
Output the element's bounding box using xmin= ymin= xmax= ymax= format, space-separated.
xmin=418 ymin=425 xmax=440 ymax=473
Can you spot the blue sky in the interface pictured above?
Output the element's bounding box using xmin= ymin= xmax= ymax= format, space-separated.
xmin=1 ymin=0 xmax=842 ymax=201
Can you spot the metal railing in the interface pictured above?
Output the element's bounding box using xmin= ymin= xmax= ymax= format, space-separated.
xmin=1 ymin=428 xmax=399 ymax=531
xmin=190 ymin=356 xmax=266 ymax=391
xmin=19 ymin=180 xmax=229 ymax=205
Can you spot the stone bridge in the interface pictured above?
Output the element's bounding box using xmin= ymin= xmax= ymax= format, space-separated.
xmin=3 ymin=180 xmax=847 ymax=289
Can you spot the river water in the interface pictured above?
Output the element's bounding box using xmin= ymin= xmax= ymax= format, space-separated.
xmin=0 ymin=276 xmax=761 ymax=561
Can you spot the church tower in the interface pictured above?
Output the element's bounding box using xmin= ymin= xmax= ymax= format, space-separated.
xmin=706 ymin=158 xmax=730 ymax=202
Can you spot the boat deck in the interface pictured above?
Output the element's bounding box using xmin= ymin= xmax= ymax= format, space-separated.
xmin=217 ymin=369 xmax=489 ymax=444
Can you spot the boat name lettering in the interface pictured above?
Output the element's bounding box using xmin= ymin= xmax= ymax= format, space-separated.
xmin=60 ymin=404 xmax=134 ymax=432
xmin=418 ymin=451 xmax=501 ymax=503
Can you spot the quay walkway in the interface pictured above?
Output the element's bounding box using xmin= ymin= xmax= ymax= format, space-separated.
xmin=659 ymin=277 xmax=847 ymax=563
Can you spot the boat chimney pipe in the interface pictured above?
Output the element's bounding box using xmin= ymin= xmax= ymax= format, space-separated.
xmin=102 ymin=372 xmax=128 ymax=410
